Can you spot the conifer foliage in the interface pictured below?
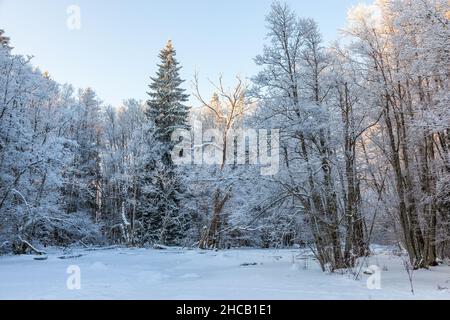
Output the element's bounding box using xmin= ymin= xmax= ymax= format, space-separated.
xmin=146 ymin=40 xmax=190 ymax=161
xmin=139 ymin=40 xmax=192 ymax=245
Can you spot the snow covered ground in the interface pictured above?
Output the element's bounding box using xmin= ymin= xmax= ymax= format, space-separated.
xmin=1 ymin=246 xmax=450 ymax=300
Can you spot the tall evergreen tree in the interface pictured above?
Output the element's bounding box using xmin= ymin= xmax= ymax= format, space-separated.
xmin=146 ymin=40 xmax=190 ymax=165
xmin=65 ymin=88 xmax=103 ymax=221
xmin=140 ymin=40 xmax=191 ymax=245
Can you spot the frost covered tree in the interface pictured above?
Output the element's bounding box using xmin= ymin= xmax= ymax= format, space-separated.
xmin=191 ymin=75 xmax=256 ymax=249
xmin=342 ymin=0 xmax=450 ymax=268
xmin=64 ymin=88 xmax=103 ymax=222
xmin=101 ymin=100 xmax=146 ymax=244
xmin=100 ymin=99 xmax=188 ymax=246
xmin=250 ymin=0 xmax=450 ymax=270
xmin=140 ymin=40 xmax=192 ymax=245
xmin=0 ymin=43 xmax=99 ymax=253
xmin=146 ymin=40 xmax=190 ymax=164
xmin=252 ymin=2 xmax=372 ymax=270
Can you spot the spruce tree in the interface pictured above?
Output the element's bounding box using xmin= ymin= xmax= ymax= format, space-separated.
xmin=146 ymin=40 xmax=190 ymax=165
xmin=141 ymin=40 xmax=191 ymax=245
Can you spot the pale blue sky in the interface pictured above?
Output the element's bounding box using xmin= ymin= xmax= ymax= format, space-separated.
xmin=0 ymin=0 xmax=365 ymax=107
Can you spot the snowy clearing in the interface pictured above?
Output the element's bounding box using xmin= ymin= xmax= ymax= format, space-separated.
xmin=1 ymin=247 xmax=450 ymax=300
